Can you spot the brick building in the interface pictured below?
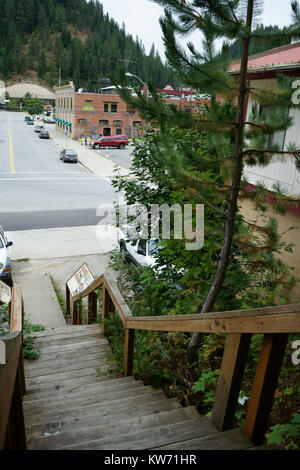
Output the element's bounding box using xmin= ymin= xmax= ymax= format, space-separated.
xmin=54 ymin=82 xmax=209 ymax=139
xmin=54 ymin=82 xmax=143 ymax=139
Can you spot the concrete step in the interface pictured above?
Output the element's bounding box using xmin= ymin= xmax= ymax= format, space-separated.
xmin=26 ymin=398 xmax=182 ymax=440
xmin=24 ymin=383 xmax=155 ymax=415
xmin=27 ymin=407 xmax=202 ymax=450
xmin=24 ymin=390 xmax=168 ymax=427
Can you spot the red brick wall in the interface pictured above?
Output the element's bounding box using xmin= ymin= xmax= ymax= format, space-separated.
xmin=74 ymin=93 xmax=144 ymax=139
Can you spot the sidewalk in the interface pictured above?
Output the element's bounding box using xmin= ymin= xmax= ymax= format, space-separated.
xmin=47 ymin=124 xmax=130 ymax=178
xmin=7 ymin=225 xmax=119 ymax=261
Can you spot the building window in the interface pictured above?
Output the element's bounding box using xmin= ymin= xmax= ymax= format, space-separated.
xmin=104 ymin=103 xmax=109 ymax=113
xmin=78 ymin=119 xmax=88 ymax=124
xmin=99 ymin=120 xmax=109 ymax=126
xmin=103 ymin=128 xmax=111 ymax=136
xmin=70 ymin=98 xmax=73 ymax=110
xmin=116 ymin=128 xmax=122 ymax=135
xmin=114 ymin=120 xmax=123 ymax=127
xmin=111 ymin=103 xmax=118 ymax=113
xmin=133 ymin=121 xmax=141 ymax=128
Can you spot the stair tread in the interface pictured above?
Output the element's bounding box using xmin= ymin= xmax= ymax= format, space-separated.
xmin=27 ymin=324 xmax=101 ymax=338
xmin=27 ymin=407 xmax=201 ymax=450
xmin=25 ymin=355 xmax=111 ymax=378
xmin=24 ymin=379 xmax=146 ymax=406
xmin=33 ymin=338 xmax=109 ymax=355
xmin=24 ymin=391 xmax=169 ymax=426
xmin=25 ymin=375 xmax=134 ymax=398
xmin=24 ymin=384 xmax=157 ymax=414
xmin=25 ymin=372 xmax=123 ymax=394
xmin=26 ymin=398 xmax=182 ymax=440
xmin=48 ymin=417 xmax=217 ymax=450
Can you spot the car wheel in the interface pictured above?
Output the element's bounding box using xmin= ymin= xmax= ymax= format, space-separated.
xmin=119 ymin=143 xmax=125 ymax=149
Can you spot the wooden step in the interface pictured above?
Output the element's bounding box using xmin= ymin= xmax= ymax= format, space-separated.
xmin=26 ymin=324 xmax=101 ymax=338
xmin=25 ymin=354 xmax=111 ymax=378
xmin=32 ymin=338 xmax=108 ymax=355
xmin=25 ymin=372 xmax=123 ymax=395
xmin=26 ymin=398 xmax=182 ymax=440
xmin=24 ymin=375 xmax=138 ymax=402
xmin=28 ymin=331 xmax=104 ymax=347
xmin=25 ymin=374 xmax=132 ymax=398
xmin=24 ymin=390 xmax=168 ymax=427
xmin=58 ymin=416 xmax=218 ymax=451
xmin=27 ymin=407 xmax=203 ymax=450
xmin=25 ymin=344 xmax=111 ymax=366
xmin=153 ymin=427 xmax=253 ymax=450
xmin=24 ymin=379 xmax=145 ymax=408
xmin=26 ymin=362 xmax=114 ymax=386
xmin=25 ymin=342 xmax=110 ymax=364
xmin=24 ymin=384 xmax=156 ymax=415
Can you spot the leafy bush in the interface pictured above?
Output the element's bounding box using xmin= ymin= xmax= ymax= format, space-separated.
xmin=22 ymin=320 xmax=45 ymax=360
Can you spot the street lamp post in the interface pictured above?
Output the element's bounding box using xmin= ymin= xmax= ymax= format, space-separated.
xmin=125 ymin=73 xmax=148 ymax=99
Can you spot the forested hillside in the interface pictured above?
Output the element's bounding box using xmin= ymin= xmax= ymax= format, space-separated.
xmin=228 ymin=24 xmax=291 ymax=59
xmin=0 ymin=0 xmax=179 ymax=89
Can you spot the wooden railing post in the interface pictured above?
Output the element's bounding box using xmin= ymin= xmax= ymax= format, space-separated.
xmin=5 ymin=361 xmax=27 ymax=450
xmin=124 ymin=328 xmax=135 ymax=377
xmin=102 ymin=285 xmax=115 ymax=334
xmin=88 ymin=292 xmax=98 ymax=324
xmin=212 ymin=333 xmax=252 ymax=431
xmin=244 ymin=333 xmax=289 ymax=446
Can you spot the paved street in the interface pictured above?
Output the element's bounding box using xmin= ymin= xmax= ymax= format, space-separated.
xmin=0 ymin=111 xmax=119 ymax=232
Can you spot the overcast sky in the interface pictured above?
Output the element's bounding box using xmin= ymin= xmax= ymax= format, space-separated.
xmin=100 ymin=0 xmax=293 ymax=59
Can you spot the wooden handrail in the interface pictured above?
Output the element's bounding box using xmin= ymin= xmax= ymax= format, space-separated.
xmin=0 ymin=284 xmax=26 ymax=450
xmin=68 ymin=271 xmax=300 ymax=446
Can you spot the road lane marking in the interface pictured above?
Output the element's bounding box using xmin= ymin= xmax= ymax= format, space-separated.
xmin=8 ymin=128 xmax=16 ymax=174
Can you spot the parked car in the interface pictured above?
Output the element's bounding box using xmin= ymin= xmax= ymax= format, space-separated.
xmin=91 ymin=135 xmax=129 ymax=149
xmin=45 ymin=118 xmax=55 ymax=124
xmin=27 ymin=119 xmax=34 ymax=125
xmin=60 ymin=149 xmax=78 ymax=163
xmin=24 ymin=116 xmax=33 ymax=122
xmin=90 ymin=134 xmax=102 ymax=141
xmin=39 ymin=130 xmax=49 ymax=139
xmin=0 ymin=226 xmax=13 ymax=287
xmin=34 ymin=125 xmax=44 ymax=133
xmin=119 ymin=232 xmax=158 ymax=267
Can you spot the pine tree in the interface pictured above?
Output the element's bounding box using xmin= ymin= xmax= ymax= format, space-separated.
xmin=113 ymin=0 xmax=300 ymax=361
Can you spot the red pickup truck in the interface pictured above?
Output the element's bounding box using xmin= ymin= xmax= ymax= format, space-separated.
xmin=91 ymin=135 xmax=129 ymax=149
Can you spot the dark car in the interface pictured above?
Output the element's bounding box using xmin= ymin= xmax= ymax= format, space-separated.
xmin=27 ymin=119 xmax=34 ymax=125
xmin=25 ymin=116 xmax=33 ymax=122
xmin=91 ymin=134 xmax=129 ymax=149
xmin=60 ymin=149 xmax=78 ymax=163
xmin=39 ymin=130 xmax=49 ymax=139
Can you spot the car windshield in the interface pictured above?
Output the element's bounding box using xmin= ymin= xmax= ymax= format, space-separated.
xmin=148 ymin=239 xmax=159 ymax=256
xmin=65 ymin=150 xmax=77 ymax=156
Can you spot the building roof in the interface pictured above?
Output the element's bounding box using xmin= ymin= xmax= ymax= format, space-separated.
xmin=5 ymin=83 xmax=55 ymax=100
xmin=230 ymin=41 xmax=300 ymax=73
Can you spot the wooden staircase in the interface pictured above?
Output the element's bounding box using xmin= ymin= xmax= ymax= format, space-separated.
xmin=23 ymin=324 xmax=253 ymax=450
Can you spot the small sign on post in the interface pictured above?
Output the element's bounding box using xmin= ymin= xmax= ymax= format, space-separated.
xmin=66 ymin=264 xmax=95 ymax=324
xmin=0 ymin=280 xmax=11 ymax=305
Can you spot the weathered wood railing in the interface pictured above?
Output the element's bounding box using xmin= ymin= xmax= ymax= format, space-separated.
xmin=67 ymin=272 xmax=300 ymax=446
xmin=0 ymin=284 xmax=26 ymax=450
